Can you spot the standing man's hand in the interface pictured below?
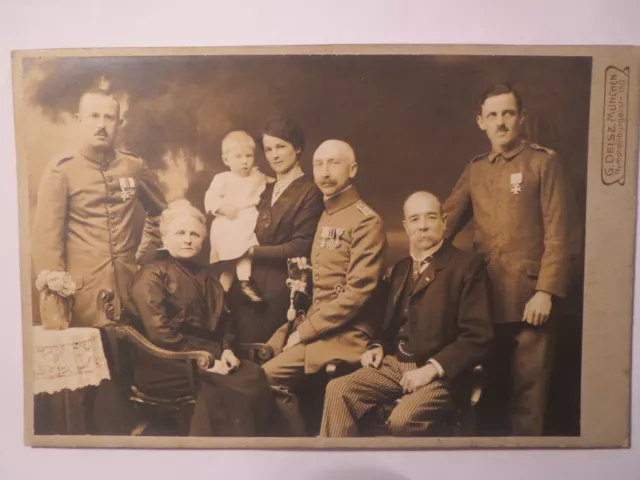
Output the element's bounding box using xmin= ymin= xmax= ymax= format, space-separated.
xmin=523 ymin=291 xmax=553 ymax=326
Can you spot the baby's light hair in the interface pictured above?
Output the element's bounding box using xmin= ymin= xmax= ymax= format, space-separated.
xmin=221 ymin=130 xmax=256 ymax=156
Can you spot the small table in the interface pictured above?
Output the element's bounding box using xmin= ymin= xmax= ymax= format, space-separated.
xmin=33 ymin=326 xmax=111 ymax=434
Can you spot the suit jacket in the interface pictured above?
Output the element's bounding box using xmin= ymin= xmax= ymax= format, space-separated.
xmin=268 ymin=186 xmax=388 ymax=374
xmin=229 ymin=175 xmax=324 ymax=343
xmin=442 ymin=140 xmax=580 ymax=324
xmin=376 ymin=240 xmax=493 ymax=381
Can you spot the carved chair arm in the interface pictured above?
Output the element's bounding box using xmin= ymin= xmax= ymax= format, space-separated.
xmin=236 ymin=343 xmax=275 ymax=365
xmin=114 ymin=325 xmax=215 ymax=370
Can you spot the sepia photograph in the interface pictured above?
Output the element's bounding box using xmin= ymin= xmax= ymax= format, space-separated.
xmin=11 ymin=45 xmax=639 ymax=449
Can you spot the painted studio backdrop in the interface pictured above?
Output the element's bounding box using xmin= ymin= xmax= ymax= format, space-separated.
xmin=22 ymin=54 xmax=591 ymax=435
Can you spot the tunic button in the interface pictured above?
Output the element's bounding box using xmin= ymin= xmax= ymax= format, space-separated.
xmin=107 ymin=176 xmax=113 ymax=182
xmin=315 ymin=299 xmax=320 ymax=304
xmin=111 ymin=214 xmax=116 ymax=220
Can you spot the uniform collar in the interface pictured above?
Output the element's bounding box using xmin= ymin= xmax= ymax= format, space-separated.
xmin=80 ymin=145 xmax=116 ymax=166
xmin=324 ymin=184 xmax=360 ymax=214
xmin=488 ymin=138 xmax=528 ymax=163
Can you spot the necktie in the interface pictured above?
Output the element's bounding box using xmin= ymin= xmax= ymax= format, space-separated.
xmin=412 ymin=256 xmax=432 ymax=281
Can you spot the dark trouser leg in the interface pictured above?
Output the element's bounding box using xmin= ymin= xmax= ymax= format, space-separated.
xmin=476 ymin=324 xmax=514 ymax=436
xmin=509 ymin=319 xmax=557 ymax=436
xmin=262 ymin=343 xmax=308 ymax=436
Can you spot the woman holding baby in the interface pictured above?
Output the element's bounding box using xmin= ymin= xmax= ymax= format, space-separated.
xmin=207 ymin=118 xmax=323 ymax=343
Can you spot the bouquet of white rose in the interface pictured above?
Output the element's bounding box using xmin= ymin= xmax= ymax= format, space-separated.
xmin=35 ymin=270 xmax=77 ymax=330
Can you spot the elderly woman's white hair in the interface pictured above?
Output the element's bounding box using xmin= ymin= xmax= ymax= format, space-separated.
xmin=159 ymin=199 xmax=207 ymax=237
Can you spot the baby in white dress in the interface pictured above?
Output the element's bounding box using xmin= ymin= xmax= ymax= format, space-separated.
xmin=204 ymin=131 xmax=267 ymax=300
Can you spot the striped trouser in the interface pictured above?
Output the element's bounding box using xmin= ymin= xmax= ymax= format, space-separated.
xmin=319 ymin=355 xmax=453 ymax=437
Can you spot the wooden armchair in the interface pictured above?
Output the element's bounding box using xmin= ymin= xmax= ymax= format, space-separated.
xmin=97 ymin=289 xmax=274 ymax=436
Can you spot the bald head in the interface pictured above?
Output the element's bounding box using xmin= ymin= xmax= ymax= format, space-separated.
xmin=403 ymin=191 xmax=443 ymax=218
xmin=402 ymin=191 xmax=447 ymax=254
xmin=312 ymin=139 xmax=358 ymax=197
xmin=314 ymin=139 xmax=356 ymax=165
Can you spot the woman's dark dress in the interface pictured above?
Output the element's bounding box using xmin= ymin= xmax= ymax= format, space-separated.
xmin=128 ymin=252 xmax=278 ymax=436
xmin=229 ymin=175 xmax=323 ymax=343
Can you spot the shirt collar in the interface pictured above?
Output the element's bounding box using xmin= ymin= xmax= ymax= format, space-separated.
xmin=488 ymin=138 xmax=528 ymax=163
xmin=410 ymin=238 xmax=444 ymax=264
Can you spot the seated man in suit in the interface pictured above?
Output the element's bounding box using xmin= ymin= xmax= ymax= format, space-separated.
xmin=319 ymin=191 xmax=493 ymax=437
xmin=262 ymin=139 xmax=387 ymax=436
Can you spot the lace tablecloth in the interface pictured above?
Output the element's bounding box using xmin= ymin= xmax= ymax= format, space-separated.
xmin=33 ymin=326 xmax=111 ymax=395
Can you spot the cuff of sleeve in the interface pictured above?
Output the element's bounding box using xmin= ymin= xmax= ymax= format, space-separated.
xmin=427 ymin=358 xmax=445 ymax=378
xmin=535 ymin=278 xmax=566 ymax=299
xmin=368 ymin=343 xmax=384 ymax=352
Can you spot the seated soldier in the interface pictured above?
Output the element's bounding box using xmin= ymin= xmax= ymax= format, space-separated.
xmin=127 ymin=199 xmax=279 ymax=436
xmin=319 ymin=191 xmax=493 ymax=437
xmin=262 ymin=140 xmax=387 ymax=436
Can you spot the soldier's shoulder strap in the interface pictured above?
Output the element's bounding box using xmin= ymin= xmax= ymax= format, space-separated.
xmin=529 ymin=143 xmax=556 ymax=156
xmin=470 ymin=150 xmax=490 ymax=163
xmin=355 ymin=201 xmax=375 ymax=218
xmin=47 ymin=153 xmax=75 ymax=171
xmin=117 ymin=149 xmax=141 ymax=158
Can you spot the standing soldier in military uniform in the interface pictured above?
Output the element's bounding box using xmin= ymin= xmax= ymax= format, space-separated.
xmin=443 ymin=83 xmax=578 ymax=436
xmin=33 ymin=88 xmax=166 ymax=328
xmin=32 ymin=88 xmax=166 ymax=434
xmin=262 ymin=139 xmax=387 ymax=436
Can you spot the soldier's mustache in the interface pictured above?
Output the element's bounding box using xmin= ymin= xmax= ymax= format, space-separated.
xmin=94 ymin=129 xmax=108 ymax=136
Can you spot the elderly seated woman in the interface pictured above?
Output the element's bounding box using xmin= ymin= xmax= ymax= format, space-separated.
xmin=128 ymin=199 xmax=278 ymax=436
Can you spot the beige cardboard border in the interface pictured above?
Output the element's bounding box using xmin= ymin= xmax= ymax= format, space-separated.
xmin=11 ymin=43 xmax=640 ymax=449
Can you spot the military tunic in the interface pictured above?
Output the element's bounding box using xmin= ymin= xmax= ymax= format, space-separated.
xmin=262 ymin=185 xmax=387 ymax=435
xmin=442 ymin=139 xmax=579 ymax=436
xmin=33 ymin=146 xmax=166 ymax=327
xmin=266 ymin=185 xmax=388 ymax=374
xmin=443 ymin=140 xmax=577 ymax=324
